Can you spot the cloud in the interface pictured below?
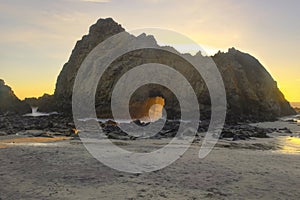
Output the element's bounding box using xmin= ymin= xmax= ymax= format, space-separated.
xmin=80 ymin=0 xmax=110 ymax=2
xmin=140 ymin=0 xmax=163 ymax=3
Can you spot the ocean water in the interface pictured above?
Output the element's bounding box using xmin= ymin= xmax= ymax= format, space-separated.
xmin=290 ymin=102 xmax=300 ymax=108
xmin=77 ymin=118 xmax=133 ymax=124
xmin=277 ymin=114 xmax=300 ymax=154
xmin=23 ymin=107 xmax=58 ymax=117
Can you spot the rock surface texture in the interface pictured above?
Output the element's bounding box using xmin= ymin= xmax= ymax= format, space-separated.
xmin=212 ymin=48 xmax=295 ymax=121
xmin=52 ymin=18 xmax=295 ymax=122
xmin=54 ymin=18 xmax=125 ymax=112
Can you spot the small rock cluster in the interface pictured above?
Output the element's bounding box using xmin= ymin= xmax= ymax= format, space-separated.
xmin=0 ymin=114 xmax=76 ymax=137
xmin=0 ymin=113 xmax=294 ymax=141
xmin=99 ymin=119 xmax=279 ymax=141
xmin=220 ymin=124 xmax=274 ymax=140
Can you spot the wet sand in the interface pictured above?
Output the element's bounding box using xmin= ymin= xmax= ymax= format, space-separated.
xmin=1 ymin=120 xmax=300 ymax=200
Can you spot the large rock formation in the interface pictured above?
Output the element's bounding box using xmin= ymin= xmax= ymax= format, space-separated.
xmin=213 ymin=48 xmax=295 ymax=121
xmin=54 ymin=18 xmax=125 ymax=112
xmin=52 ymin=18 xmax=295 ymax=122
xmin=212 ymin=48 xmax=295 ymax=121
xmin=0 ymin=79 xmax=31 ymax=114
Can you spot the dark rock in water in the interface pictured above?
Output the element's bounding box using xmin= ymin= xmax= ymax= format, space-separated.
xmin=50 ymin=18 xmax=295 ymax=123
xmin=220 ymin=129 xmax=235 ymax=138
xmin=102 ymin=124 xmax=122 ymax=134
xmin=221 ymin=124 xmax=271 ymax=139
xmin=0 ymin=112 xmax=274 ymax=141
xmin=0 ymin=79 xmax=31 ymax=114
xmin=232 ymin=134 xmax=247 ymax=141
xmin=98 ymin=120 xmax=273 ymax=140
xmin=278 ymin=127 xmax=293 ymax=134
xmin=99 ymin=120 xmax=136 ymax=140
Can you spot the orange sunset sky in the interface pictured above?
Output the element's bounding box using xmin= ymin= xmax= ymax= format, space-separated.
xmin=1 ymin=0 xmax=299 ymax=102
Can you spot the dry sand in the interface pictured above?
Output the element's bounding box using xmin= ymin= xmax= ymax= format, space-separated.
xmin=1 ymin=120 xmax=300 ymax=200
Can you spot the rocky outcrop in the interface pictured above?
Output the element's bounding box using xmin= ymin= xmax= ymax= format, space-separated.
xmin=212 ymin=48 xmax=296 ymax=122
xmin=0 ymin=79 xmax=31 ymax=114
xmin=53 ymin=18 xmax=295 ymax=122
xmin=0 ymin=113 xmax=75 ymax=135
xmin=24 ymin=94 xmax=56 ymax=113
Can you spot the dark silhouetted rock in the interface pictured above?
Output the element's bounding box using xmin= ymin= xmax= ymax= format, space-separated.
xmin=52 ymin=18 xmax=295 ymax=122
xmin=0 ymin=79 xmax=31 ymax=114
xmin=278 ymin=127 xmax=293 ymax=133
xmin=213 ymin=48 xmax=296 ymax=121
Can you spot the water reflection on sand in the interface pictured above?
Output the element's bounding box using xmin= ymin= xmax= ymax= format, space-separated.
xmin=0 ymin=137 xmax=70 ymax=148
xmin=277 ymin=114 xmax=300 ymax=154
xmin=252 ymin=114 xmax=300 ymax=154
xmin=277 ymin=136 xmax=300 ymax=154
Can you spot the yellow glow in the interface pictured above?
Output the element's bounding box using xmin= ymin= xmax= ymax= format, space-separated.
xmin=280 ymin=87 xmax=300 ymax=103
xmin=10 ymin=82 xmax=55 ymax=100
xmin=148 ymin=103 xmax=164 ymax=121
xmin=72 ymin=128 xmax=79 ymax=135
xmin=140 ymin=97 xmax=165 ymax=121
xmin=144 ymin=97 xmax=165 ymax=121
xmin=278 ymin=137 xmax=300 ymax=154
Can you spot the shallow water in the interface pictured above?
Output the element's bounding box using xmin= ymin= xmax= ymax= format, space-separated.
xmin=23 ymin=107 xmax=58 ymax=117
xmin=0 ymin=137 xmax=70 ymax=148
xmin=276 ymin=114 xmax=300 ymax=154
xmin=276 ymin=136 xmax=300 ymax=154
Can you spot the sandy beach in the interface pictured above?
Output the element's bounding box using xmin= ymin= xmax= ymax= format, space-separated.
xmin=1 ymin=118 xmax=300 ymax=200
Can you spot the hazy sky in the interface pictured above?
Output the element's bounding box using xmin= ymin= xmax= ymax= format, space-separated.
xmin=1 ymin=0 xmax=299 ymax=101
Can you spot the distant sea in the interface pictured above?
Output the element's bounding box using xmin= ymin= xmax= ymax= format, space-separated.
xmin=290 ymin=102 xmax=300 ymax=108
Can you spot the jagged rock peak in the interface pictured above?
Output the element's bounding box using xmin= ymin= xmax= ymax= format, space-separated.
xmin=213 ymin=47 xmax=240 ymax=56
xmin=88 ymin=18 xmax=125 ymax=35
xmin=136 ymin=33 xmax=158 ymax=45
xmin=228 ymin=47 xmax=238 ymax=53
xmin=53 ymin=18 xmax=126 ymax=112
